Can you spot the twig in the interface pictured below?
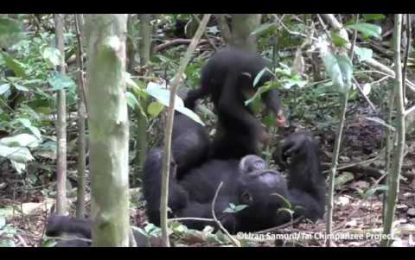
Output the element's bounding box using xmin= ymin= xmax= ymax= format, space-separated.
xmin=404 ymin=105 xmax=415 ymax=117
xmin=154 ymin=39 xmax=209 ymax=53
xmin=74 ymin=14 xmax=88 ymax=116
xmin=273 ymin=14 xmax=318 ymax=41
xmin=402 ymin=14 xmax=412 ymax=101
xmin=349 ymin=14 xmax=359 ymax=61
xmin=322 ymin=150 xmax=385 ymax=175
xmin=337 ymin=165 xmax=384 ymax=178
xmin=49 ymin=236 xmax=92 ymax=243
xmin=352 ymin=77 xmax=377 ymax=112
xmin=16 ymin=234 xmax=28 ymax=247
xmin=255 ymin=217 xmax=304 ymax=234
xmin=159 ymin=14 xmax=211 ymax=247
xmin=371 ymin=75 xmax=391 ymax=86
xmin=382 ymin=14 xmax=405 ymax=247
xmin=74 ymin=13 xmax=87 ymax=219
xmin=215 ymin=14 xmax=232 ymax=44
xmin=192 ymin=14 xmax=218 ymax=51
xmin=169 ymin=217 xmax=215 ymax=222
xmin=211 ymin=182 xmax=241 ymax=247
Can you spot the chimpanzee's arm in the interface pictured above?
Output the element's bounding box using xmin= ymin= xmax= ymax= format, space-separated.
xmin=142 ymin=148 xmax=190 ymax=225
xmin=280 ymin=133 xmax=326 ymax=221
xmin=46 ymin=215 xmax=92 ymax=239
xmin=184 ymin=87 xmax=209 ymax=110
xmin=218 ymin=73 xmax=261 ymax=135
xmin=177 ymin=199 xmax=238 ymax=233
xmin=171 ymin=114 xmax=210 ymax=178
xmin=261 ymin=89 xmax=281 ymax=116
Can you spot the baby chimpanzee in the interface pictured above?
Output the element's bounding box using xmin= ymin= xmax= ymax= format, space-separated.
xmin=185 ymin=47 xmax=287 ymax=160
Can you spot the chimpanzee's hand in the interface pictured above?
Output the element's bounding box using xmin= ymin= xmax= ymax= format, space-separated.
xmin=279 ymin=132 xmax=313 ymax=164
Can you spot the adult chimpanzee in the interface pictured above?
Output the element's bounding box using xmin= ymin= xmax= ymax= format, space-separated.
xmin=143 ymin=131 xmax=326 ymax=233
xmin=142 ymin=110 xmax=211 ymax=225
xmin=171 ymin=112 xmax=210 ymax=179
xmin=184 ymin=47 xmax=287 ymax=160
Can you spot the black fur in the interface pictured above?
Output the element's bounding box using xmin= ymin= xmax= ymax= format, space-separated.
xmin=45 ymin=215 xmax=152 ymax=247
xmin=142 ymin=112 xmax=210 ymax=225
xmin=184 ymin=47 xmax=282 ymax=160
xmin=143 ymin=131 xmax=326 ymax=233
xmin=172 ymin=112 xmax=210 ymax=178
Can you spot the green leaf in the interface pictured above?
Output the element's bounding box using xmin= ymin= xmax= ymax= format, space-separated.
xmin=244 ymin=85 xmax=267 ymax=106
xmin=346 ymin=23 xmax=382 ymax=39
xmin=42 ymin=47 xmax=62 ymax=68
xmin=207 ymin=26 xmax=219 ymax=34
xmin=0 ymin=133 xmax=40 ymax=148
xmin=0 ymin=144 xmax=34 ymax=163
xmin=126 ymin=91 xmax=139 ymax=109
xmin=331 ymin=32 xmax=349 ymax=48
xmin=277 ymin=207 xmax=294 ymax=216
xmin=146 ymin=82 xmax=205 ymax=126
xmin=124 ymin=72 xmax=147 ymax=97
xmin=147 ymin=101 xmax=165 ymax=118
xmin=223 ymin=204 xmax=247 ymax=213
xmin=17 ymin=118 xmax=41 ymax=139
xmin=362 ymin=14 xmax=386 ymax=22
xmin=11 ymin=160 xmax=27 ymax=174
xmin=365 ymin=185 xmax=388 ymax=198
xmin=253 ymin=67 xmax=273 ymax=87
xmin=234 ymin=205 xmax=248 ymax=212
xmin=251 ymin=23 xmax=276 ymax=36
xmin=354 ymin=46 xmax=373 ymax=62
xmin=13 ymin=83 xmax=29 ymax=92
xmin=362 ymin=83 xmax=371 ymax=96
xmin=272 ymin=193 xmax=292 ymax=209
xmin=0 ymin=17 xmax=23 ymax=48
xmin=0 ymin=216 xmax=5 ymax=229
xmin=48 ymin=73 xmax=76 ymax=91
xmin=282 ymin=78 xmax=308 ymax=90
xmin=321 ymin=52 xmax=353 ymax=94
xmin=1 ymin=51 xmax=26 ymax=77
xmin=263 ymin=114 xmax=276 ymax=127
xmin=0 ymin=83 xmax=10 ymax=95
xmin=335 ymin=172 xmax=354 ymax=187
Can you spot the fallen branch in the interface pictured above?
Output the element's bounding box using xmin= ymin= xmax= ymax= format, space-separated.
xmin=153 ymin=39 xmax=209 ymax=53
xmin=169 ymin=217 xmax=214 ymax=222
xmin=211 ymin=182 xmax=241 ymax=247
xmin=255 ymin=217 xmax=304 ymax=234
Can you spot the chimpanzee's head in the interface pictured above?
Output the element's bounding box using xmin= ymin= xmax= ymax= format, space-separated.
xmin=234 ymin=155 xmax=291 ymax=231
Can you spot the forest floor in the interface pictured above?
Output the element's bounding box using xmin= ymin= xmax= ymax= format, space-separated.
xmin=1 ymin=102 xmax=415 ymax=247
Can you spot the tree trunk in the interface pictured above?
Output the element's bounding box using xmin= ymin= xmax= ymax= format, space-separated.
xmin=159 ymin=14 xmax=211 ymax=247
xmin=215 ymin=14 xmax=232 ymax=44
xmin=54 ymin=14 xmax=68 ymax=215
xmin=85 ymin=14 xmax=130 ymax=247
xmin=134 ymin=14 xmax=152 ymax=180
xmin=382 ymin=14 xmax=406 ymax=247
xmin=139 ymin=14 xmax=151 ymax=65
xmin=74 ymin=14 xmax=87 ymax=219
xmin=231 ymin=14 xmax=261 ymax=51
